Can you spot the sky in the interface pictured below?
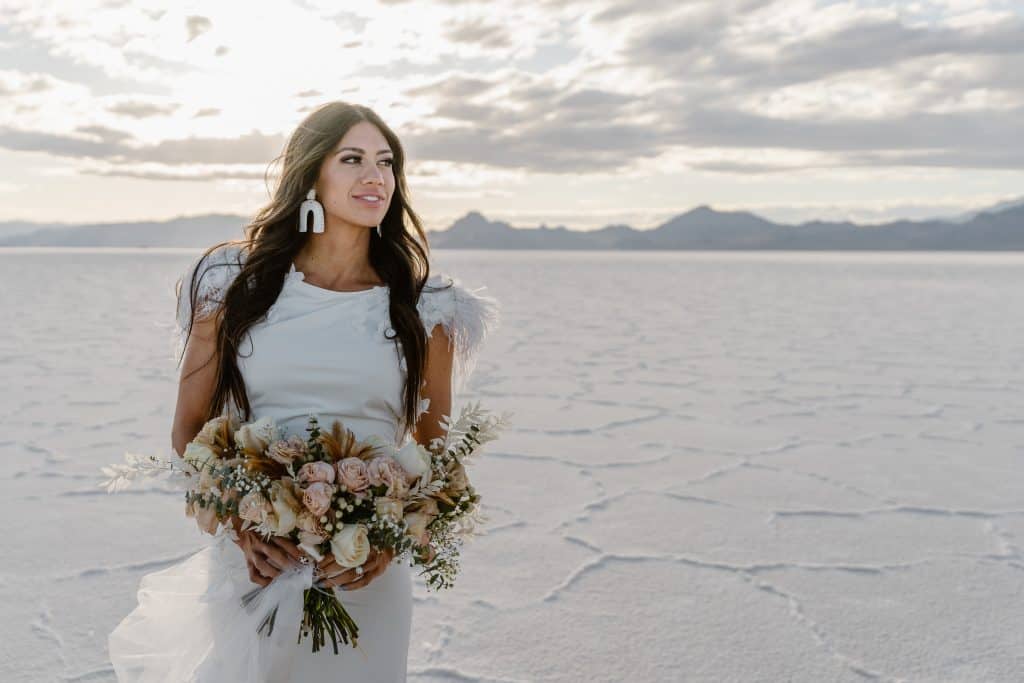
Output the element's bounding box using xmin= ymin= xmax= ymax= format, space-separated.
xmin=0 ymin=0 xmax=1022 ymax=231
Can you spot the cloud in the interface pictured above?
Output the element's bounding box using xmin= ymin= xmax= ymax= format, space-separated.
xmin=0 ymin=126 xmax=285 ymax=165
xmin=0 ymin=0 xmax=1022 ymax=181
xmin=445 ymin=18 xmax=515 ymax=49
xmin=106 ymin=100 xmax=180 ymax=118
xmin=184 ymin=15 xmax=212 ymax=42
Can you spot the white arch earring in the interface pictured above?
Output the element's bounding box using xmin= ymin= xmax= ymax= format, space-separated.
xmin=298 ymin=188 xmax=325 ymax=233
xmin=376 ymin=223 xmax=382 ymax=239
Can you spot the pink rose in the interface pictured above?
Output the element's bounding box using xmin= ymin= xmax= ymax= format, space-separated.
xmin=336 ymin=457 xmax=370 ymax=493
xmin=367 ymin=456 xmax=409 ymax=498
xmin=297 ymin=460 xmax=336 ymax=485
xmin=302 ymin=481 xmax=335 ymax=517
xmin=267 ymin=436 xmax=307 ymax=465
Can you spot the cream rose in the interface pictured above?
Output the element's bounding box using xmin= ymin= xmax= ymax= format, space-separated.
xmin=234 ymin=416 xmax=279 ymax=453
xmin=374 ymin=496 xmax=404 ymax=522
xmin=330 ymin=523 xmax=370 ymax=568
xmin=196 ymin=416 xmax=232 ymax=450
xmin=297 ymin=460 xmax=336 ymax=485
xmin=183 ymin=441 xmax=218 ymax=473
xmin=393 ymin=441 xmax=431 ymax=482
xmin=267 ymin=481 xmax=299 ymax=535
xmin=301 ymin=481 xmax=335 ymax=517
xmin=367 ymin=456 xmax=409 ymax=498
xmin=336 ymin=457 xmax=370 ymax=492
xmin=267 ymin=436 xmax=307 ymax=465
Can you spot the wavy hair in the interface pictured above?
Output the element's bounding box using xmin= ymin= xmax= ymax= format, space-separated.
xmin=176 ymin=101 xmax=448 ymax=439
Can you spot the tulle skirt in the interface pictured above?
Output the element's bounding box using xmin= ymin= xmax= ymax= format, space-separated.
xmin=108 ymin=531 xmax=413 ymax=682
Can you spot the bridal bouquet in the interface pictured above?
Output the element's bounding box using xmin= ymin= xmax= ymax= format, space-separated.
xmin=99 ymin=401 xmax=510 ymax=654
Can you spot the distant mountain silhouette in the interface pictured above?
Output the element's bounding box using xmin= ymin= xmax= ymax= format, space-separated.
xmin=2 ymin=203 xmax=1022 ymax=250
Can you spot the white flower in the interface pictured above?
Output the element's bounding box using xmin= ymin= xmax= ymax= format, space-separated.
xmin=183 ymin=441 xmax=218 ymax=475
xmin=234 ymin=416 xmax=279 ymax=452
xmin=393 ymin=440 xmax=431 ymax=481
xmin=330 ymin=523 xmax=370 ymax=568
xmin=267 ymin=481 xmax=299 ymax=535
xmin=298 ymin=530 xmax=327 ymax=562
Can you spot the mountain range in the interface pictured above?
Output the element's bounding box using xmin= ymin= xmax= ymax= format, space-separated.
xmin=1 ymin=201 xmax=1022 ymax=250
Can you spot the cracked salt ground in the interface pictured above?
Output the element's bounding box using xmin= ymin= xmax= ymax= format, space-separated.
xmin=4 ymin=249 xmax=1024 ymax=682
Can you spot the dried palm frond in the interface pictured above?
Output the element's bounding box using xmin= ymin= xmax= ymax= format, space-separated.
xmin=326 ymin=419 xmax=380 ymax=463
xmin=242 ymin=451 xmax=287 ymax=478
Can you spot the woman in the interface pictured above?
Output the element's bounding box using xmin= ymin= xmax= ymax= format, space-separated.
xmin=107 ymin=102 xmax=500 ymax=681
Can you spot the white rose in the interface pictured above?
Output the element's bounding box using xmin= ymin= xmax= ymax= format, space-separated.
xmin=234 ymin=416 xmax=279 ymax=452
xmin=330 ymin=523 xmax=370 ymax=568
xmin=183 ymin=441 xmax=218 ymax=475
xmin=393 ymin=440 xmax=431 ymax=482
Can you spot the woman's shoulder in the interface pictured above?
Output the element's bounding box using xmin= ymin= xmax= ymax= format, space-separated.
xmin=172 ymin=241 xmax=249 ymax=356
xmin=415 ymin=271 xmax=501 ymax=392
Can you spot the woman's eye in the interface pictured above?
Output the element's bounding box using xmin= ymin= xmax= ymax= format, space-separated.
xmin=342 ymin=156 xmax=394 ymax=167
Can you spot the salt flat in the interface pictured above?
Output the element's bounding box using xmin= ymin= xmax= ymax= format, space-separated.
xmin=2 ymin=248 xmax=1022 ymax=682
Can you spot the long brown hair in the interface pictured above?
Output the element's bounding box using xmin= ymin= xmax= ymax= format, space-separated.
xmin=176 ymin=101 xmax=447 ymax=439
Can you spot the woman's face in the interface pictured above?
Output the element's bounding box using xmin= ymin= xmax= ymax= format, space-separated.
xmin=314 ymin=120 xmax=396 ymax=230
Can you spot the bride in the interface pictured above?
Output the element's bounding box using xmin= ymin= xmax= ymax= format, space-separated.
xmin=107 ymin=101 xmax=500 ymax=681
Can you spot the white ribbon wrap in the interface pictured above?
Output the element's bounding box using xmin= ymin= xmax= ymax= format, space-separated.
xmin=108 ymin=532 xmax=316 ymax=683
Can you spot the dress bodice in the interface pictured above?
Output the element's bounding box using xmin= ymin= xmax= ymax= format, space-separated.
xmin=173 ymin=243 xmax=500 ymax=446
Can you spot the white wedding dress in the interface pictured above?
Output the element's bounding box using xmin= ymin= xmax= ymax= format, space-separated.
xmin=107 ymin=243 xmax=500 ymax=682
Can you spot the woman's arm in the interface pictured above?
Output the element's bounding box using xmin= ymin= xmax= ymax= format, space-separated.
xmin=171 ymin=314 xmax=220 ymax=457
xmin=410 ymin=323 xmax=455 ymax=450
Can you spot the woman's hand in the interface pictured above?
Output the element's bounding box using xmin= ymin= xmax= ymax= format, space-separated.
xmin=315 ymin=547 xmax=396 ymax=591
xmin=232 ymin=525 xmax=306 ymax=587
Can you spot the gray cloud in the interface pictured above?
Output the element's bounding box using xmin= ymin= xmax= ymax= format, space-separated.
xmin=0 ymin=126 xmax=285 ymax=165
xmin=106 ymin=101 xmax=179 ymax=118
xmin=83 ymin=167 xmax=269 ymax=181
xmin=445 ymin=19 xmax=514 ymax=49
xmin=623 ymin=10 xmax=1024 ymax=90
xmin=0 ymin=76 xmax=52 ymax=96
xmin=670 ymin=105 xmax=1024 ymax=153
xmin=185 ymin=15 xmax=212 ymax=42
xmin=5 ymin=0 xmax=1022 ymax=177
xmin=404 ymin=74 xmax=503 ymax=100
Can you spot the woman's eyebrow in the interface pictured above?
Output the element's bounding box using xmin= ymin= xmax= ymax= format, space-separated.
xmin=337 ymin=146 xmax=393 ymax=155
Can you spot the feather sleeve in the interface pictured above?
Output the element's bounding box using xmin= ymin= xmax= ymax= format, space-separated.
xmin=171 ymin=243 xmax=247 ymax=360
xmin=416 ymin=272 xmax=501 ymax=396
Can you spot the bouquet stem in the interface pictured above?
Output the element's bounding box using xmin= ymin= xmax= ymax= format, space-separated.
xmin=302 ymin=582 xmax=360 ymax=653
xmin=240 ymin=583 xmax=360 ymax=654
